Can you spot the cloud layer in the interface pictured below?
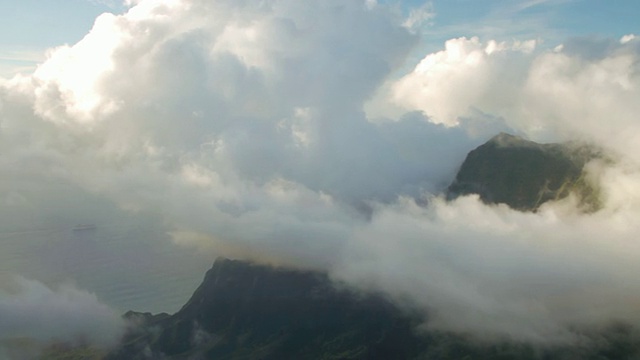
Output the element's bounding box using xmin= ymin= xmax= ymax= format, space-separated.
xmin=1 ymin=0 xmax=640 ymax=344
xmin=0 ymin=276 xmax=124 ymax=355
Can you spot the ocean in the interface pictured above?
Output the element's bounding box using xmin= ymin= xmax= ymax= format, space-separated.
xmin=0 ymin=220 xmax=214 ymax=314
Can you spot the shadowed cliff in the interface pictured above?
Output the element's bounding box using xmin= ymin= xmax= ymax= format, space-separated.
xmin=107 ymin=258 xmax=640 ymax=360
xmin=107 ymin=258 xmax=423 ymax=360
xmin=448 ymin=133 xmax=601 ymax=211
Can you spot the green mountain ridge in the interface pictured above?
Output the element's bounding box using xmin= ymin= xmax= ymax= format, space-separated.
xmin=448 ymin=132 xmax=602 ymax=211
xmin=107 ymin=258 xmax=424 ymax=360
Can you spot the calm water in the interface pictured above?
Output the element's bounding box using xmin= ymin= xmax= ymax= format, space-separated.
xmin=0 ymin=220 xmax=214 ymax=314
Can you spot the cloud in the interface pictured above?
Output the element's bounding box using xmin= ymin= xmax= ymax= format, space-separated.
xmin=1 ymin=0 xmax=467 ymax=216
xmin=389 ymin=35 xmax=640 ymax=150
xmin=417 ymin=0 xmax=566 ymax=50
xmin=333 ymin=193 xmax=640 ymax=343
xmin=346 ymin=35 xmax=640 ymax=342
xmin=403 ymin=2 xmax=435 ymax=32
xmin=522 ymin=37 xmax=640 ymax=154
xmin=0 ymin=276 xmax=124 ymax=351
xmin=621 ymin=34 xmax=636 ymax=44
xmin=1 ymin=0 xmax=640 ymax=345
xmin=512 ymin=0 xmax=572 ymax=12
xmin=389 ymin=36 xmax=537 ymax=127
xmin=0 ymin=48 xmax=46 ymax=78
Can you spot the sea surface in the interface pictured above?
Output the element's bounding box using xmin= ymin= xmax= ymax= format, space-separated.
xmin=0 ymin=220 xmax=214 ymax=314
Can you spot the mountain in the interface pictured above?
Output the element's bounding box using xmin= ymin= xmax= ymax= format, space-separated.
xmin=107 ymin=258 xmax=424 ymax=360
xmin=95 ymin=134 xmax=628 ymax=359
xmin=107 ymin=258 xmax=640 ymax=360
xmin=447 ymin=133 xmax=601 ymax=211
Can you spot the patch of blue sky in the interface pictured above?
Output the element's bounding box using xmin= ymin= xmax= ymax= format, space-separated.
xmin=0 ymin=0 xmax=637 ymax=77
xmin=0 ymin=0 xmax=126 ymax=77
xmin=415 ymin=0 xmax=639 ymax=47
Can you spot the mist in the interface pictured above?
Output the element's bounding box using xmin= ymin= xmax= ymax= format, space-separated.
xmin=0 ymin=276 xmax=124 ymax=357
xmin=1 ymin=0 xmax=639 ymax=345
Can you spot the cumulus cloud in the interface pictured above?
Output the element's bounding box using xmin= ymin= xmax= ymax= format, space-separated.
xmin=352 ymin=35 xmax=640 ymax=340
xmin=2 ymin=0 xmax=640 ymax=345
xmin=389 ymin=36 xmax=537 ymax=127
xmin=389 ymin=35 xmax=640 ymax=150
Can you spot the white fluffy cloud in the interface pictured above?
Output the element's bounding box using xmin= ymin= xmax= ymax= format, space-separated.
xmin=403 ymin=1 xmax=435 ymax=32
xmin=522 ymin=37 xmax=640 ymax=155
xmin=390 ymin=35 xmax=640 ymax=151
xmin=335 ymin=193 xmax=640 ymax=342
xmin=391 ymin=36 xmax=537 ymax=127
xmin=2 ymin=0 xmax=640 ymax=344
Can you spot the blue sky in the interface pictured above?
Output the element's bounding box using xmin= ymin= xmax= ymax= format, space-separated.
xmin=426 ymin=0 xmax=638 ymax=42
xmin=0 ymin=0 xmax=637 ymax=76
xmin=0 ymin=0 xmax=121 ymax=48
xmin=0 ymin=0 xmax=125 ymax=76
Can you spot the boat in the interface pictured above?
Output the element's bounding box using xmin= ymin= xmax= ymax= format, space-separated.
xmin=72 ymin=224 xmax=97 ymax=231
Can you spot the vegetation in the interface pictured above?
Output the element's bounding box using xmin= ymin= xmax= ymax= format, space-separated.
xmin=448 ymin=133 xmax=602 ymax=212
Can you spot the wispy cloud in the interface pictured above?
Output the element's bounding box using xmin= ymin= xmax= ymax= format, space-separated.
xmin=421 ymin=0 xmax=576 ymax=49
xmin=0 ymin=48 xmax=45 ymax=78
xmin=512 ymin=0 xmax=571 ymax=12
xmin=84 ymin=0 xmax=128 ymax=10
xmin=403 ymin=2 xmax=436 ymax=32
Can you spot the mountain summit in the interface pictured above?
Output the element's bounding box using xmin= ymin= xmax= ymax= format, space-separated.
xmin=448 ymin=133 xmax=600 ymax=211
xmin=107 ymin=258 xmax=422 ymax=359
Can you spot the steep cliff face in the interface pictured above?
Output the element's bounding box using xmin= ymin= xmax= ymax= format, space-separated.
xmin=108 ymin=258 xmax=423 ymax=360
xmin=448 ymin=133 xmax=600 ymax=211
